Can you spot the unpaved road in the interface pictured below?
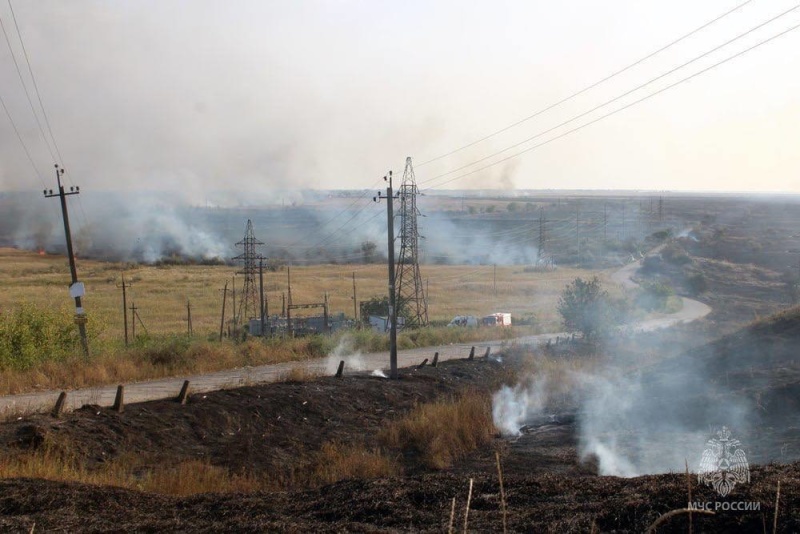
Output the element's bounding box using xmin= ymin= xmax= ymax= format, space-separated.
xmin=0 ymin=251 xmax=710 ymax=416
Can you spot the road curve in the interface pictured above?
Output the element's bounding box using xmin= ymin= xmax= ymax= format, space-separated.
xmin=0 ymin=251 xmax=711 ymax=416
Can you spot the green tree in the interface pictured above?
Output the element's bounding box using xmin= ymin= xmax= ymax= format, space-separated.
xmin=360 ymin=296 xmax=409 ymax=324
xmin=557 ymin=277 xmax=615 ymax=340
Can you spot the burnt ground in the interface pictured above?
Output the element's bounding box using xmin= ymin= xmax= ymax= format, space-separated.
xmin=0 ymin=342 xmax=799 ymax=532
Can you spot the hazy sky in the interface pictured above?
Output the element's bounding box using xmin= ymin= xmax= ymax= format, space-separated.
xmin=1 ymin=0 xmax=799 ymax=196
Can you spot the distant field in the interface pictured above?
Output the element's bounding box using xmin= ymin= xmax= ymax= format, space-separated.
xmin=0 ymin=247 xmax=612 ymax=342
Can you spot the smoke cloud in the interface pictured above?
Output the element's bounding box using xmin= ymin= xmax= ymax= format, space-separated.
xmin=493 ymin=331 xmax=798 ymax=477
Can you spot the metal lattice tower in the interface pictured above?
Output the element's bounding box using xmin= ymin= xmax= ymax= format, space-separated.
xmin=395 ymin=157 xmax=428 ymax=327
xmin=233 ymin=219 xmax=263 ymax=324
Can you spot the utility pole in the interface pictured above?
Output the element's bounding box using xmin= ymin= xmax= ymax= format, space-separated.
xmin=576 ymin=202 xmax=581 ymax=251
xmin=658 ymin=195 xmax=664 ymax=222
xmin=219 ymin=281 xmax=228 ymax=341
xmin=259 ymin=258 xmax=265 ymax=337
xmin=130 ymin=301 xmax=137 ymax=340
xmin=287 ymin=266 xmax=292 ymax=337
xmin=44 ymin=164 xmax=89 ymax=358
xmin=186 ymin=300 xmax=193 ymax=337
xmin=231 ymin=275 xmax=236 ymax=335
xmin=374 ymin=170 xmax=399 ymax=379
xmin=118 ymin=274 xmax=132 ymax=346
xmin=352 ymin=272 xmax=358 ymax=325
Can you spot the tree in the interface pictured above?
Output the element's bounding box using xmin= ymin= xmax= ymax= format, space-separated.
xmin=557 ymin=277 xmax=615 ymax=340
xmin=360 ymin=241 xmax=377 ymax=263
xmin=359 ymin=296 xmax=409 ymax=324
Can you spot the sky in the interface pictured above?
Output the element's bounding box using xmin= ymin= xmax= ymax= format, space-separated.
xmin=1 ymin=0 xmax=799 ymax=198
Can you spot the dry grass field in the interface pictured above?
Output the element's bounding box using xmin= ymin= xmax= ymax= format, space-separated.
xmin=0 ymin=246 xmax=625 ymax=394
xmin=0 ymin=247 xmax=613 ymax=340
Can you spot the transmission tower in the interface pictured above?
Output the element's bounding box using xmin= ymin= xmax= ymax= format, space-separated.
xmin=395 ymin=156 xmax=428 ymax=327
xmin=233 ymin=219 xmax=263 ymax=325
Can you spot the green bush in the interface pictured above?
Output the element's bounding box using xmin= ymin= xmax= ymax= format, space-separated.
xmin=636 ymin=281 xmax=675 ymax=312
xmin=0 ymin=304 xmax=81 ymax=370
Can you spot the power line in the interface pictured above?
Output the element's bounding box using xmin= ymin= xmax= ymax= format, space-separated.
xmin=5 ymin=0 xmax=90 ymax=229
xmin=0 ymin=14 xmax=56 ymax=162
xmin=419 ymin=4 xmax=800 ymax=188
xmin=421 ymin=21 xmax=800 ymax=192
xmin=7 ymin=0 xmax=66 ymax=170
xmin=0 ymin=91 xmax=46 ymax=187
xmin=416 ymin=0 xmax=757 ymax=168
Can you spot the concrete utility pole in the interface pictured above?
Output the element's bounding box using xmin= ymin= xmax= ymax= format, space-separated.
xmin=44 ymin=164 xmax=89 ymax=358
xmin=374 ymin=170 xmax=399 ymax=379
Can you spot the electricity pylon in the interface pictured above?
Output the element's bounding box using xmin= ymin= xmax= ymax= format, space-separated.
xmin=395 ymin=157 xmax=428 ymax=327
xmin=233 ymin=219 xmax=263 ymax=325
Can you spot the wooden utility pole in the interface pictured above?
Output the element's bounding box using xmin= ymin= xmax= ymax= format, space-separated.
xmin=323 ymin=292 xmax=330 ymax=333
xmin=44 ymin=164 xmax=89 ymax=357
xmin=231 ymin=275 xmax=237 ymax=334
xmin=352 ymin=272 xmax=358 ymax=324
xmin=130 ymin=301 xmax=137 ymax=340
xmin=118 ymin=274 xmax=132 ymax=346
xmin=186 ymin=300 xmax=193 ymax=337
xmin=287 ymin=266 xmax=293 ymax=336
xmin=219 ymin=281 xmax=228 ymax=341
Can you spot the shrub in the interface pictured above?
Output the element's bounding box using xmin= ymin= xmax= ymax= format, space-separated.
xmin=661 ymin=243 xmax=691 ymax=265
xmin=557 ymin=277 xmax=617 ymax=340
xmin=0 ymin=304 xmax=82 ymax=370
xmin=636 ymin=281 xmax=675 ymax=312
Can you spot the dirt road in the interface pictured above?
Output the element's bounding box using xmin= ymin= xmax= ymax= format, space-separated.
xmin=0 ymin=252 xmax=710 ymax=416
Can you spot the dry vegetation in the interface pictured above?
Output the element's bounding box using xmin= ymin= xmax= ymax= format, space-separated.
xmin=0 ymin=246 xmax=617 ymax=394
xmin=0 ymin=246 xmax=610 ymax=338
xmin=0 ymin=391 xmax=495 ymax=495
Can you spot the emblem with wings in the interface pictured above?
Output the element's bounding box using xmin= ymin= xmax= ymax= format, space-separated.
xmin=698 ymin=426 xmax=750 ymax=497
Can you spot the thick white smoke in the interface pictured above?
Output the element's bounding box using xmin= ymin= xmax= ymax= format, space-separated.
xmin=492 ymin=350 xmax=758 ymax=477
xmin=325 ymin=335 xmax=366 ymax=374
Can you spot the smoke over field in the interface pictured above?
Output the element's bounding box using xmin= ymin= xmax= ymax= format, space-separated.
xmin=0 ymin=190 xmax=549 ymax=265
